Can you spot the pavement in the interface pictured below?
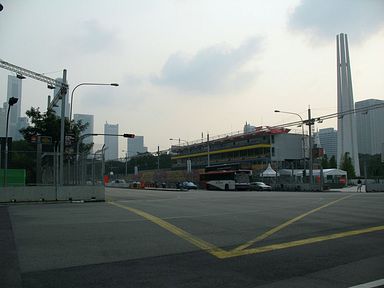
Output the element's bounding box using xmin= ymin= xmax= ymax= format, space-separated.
xmin=1 ymin=188 xmax=383 ymax=288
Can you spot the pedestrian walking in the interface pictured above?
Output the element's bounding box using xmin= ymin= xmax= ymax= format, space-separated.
xmin=357 ymin=179 xmax=362 ymax=192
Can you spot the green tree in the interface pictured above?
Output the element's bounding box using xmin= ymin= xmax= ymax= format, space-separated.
xmin=329 ymin=155 xmax=337 ymax=168
xmin=340 ymin=152 xmax=356 ymax=178
xmin=321 ymin=154 xmax=329 ymax=169
xmin=20 ymin=107 xmax=92 ymax=154
xmin=14 ymin=107 xmax=93 ymax=184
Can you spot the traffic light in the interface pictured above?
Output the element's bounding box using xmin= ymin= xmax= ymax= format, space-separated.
xmin=123 ymin=134 xmax=135 ymax=138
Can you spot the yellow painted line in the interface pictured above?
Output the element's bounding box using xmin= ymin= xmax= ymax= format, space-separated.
xmin=224 ymin=225 xmax=384 ymax=259
xmin=232 ymin=194 xmax=354 ymax=252
xmin=108 ymin=201 xmax=230 ymax=259
xmin=108 ymin=200 xmax=383 ymax=260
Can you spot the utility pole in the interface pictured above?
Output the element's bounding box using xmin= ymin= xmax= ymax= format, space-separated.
xmin=307 ymin=107 xmax=314 ymax=186
xmin=157 ymin=146 xmax=160 ymax=170
xmin=59 ymin=69 xmax=67 ymax=186
xmin=207 ymin=133 xmax=210 ymax=166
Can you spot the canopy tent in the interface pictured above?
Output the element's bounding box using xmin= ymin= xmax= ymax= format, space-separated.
xmin=260 ymin=163 xmax=279 ymax=177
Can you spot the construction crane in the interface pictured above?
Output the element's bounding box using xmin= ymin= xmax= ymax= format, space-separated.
xmin=1 ymin=58 xmax=68 ymax=186
xmin=0 ymin=59 xmax=68 ymax=108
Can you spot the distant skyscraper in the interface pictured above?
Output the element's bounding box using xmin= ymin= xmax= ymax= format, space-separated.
xmin=0 ymin=102 xmax=7 ymax=137
xmin=74 ymin=114 xmax=94 ymax=152
xmin=15 ymin=117 xmax=29 ymax=140
xmin=104 ymin=122 xmax=119 ymax=160
xmin=6 ymin=75 xmax=22 ymax=139
xmin=317 ymin=128 xmax=337 ymax=159
xmin=336 ymin=33 xmax=360 ymax=176
xmin=127 ymin=136 xmax=147 ymax=157
xmin=52 ymin=77 xmax=70 ymax=118
xmin=355 ymin=99 xmax=384 ymax=155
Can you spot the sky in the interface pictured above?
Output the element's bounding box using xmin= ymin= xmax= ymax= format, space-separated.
xmin=1 ymin=0 xmax=383 ymax=155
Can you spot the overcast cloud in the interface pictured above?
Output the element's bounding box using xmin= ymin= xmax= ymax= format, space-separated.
xmin=152 ymin=37 xmax=263 ymax=94
xmin=70 ymin=19 xmax=123 ymax=54
xmin=289 ymin=0 xmax=384 ymax=43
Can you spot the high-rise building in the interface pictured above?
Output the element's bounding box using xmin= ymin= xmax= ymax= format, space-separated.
xmin=6 ymin=75 xmax=22 ymax=139
xmin=127 ymin=136 xmax=147 ymax=157
xmin=336 ymin=33 xmax=360 ymax=176
xmin=74 ymin=114 xmax=94 ymax=151
xmin=52 ymin=77 xmax=70 ymax=118
xmin=317 ymin=128 xmax=337 ymax=159
xmin=355 ymin=99 xmax=384 ymax=155
xmin=0 ymin=102 xmax=7 ymax=137
xmin=15 ymin=117 xmax=29 ymax=140
xmin=104 ymin=122 xmax=118 ymax=160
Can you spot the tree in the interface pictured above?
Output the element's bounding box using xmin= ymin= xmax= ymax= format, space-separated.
xmin=15 ymin=107 xmax=93 ymax=184
xmin=340 ymin=152 xmax=356 ymax=178
xmin=329 ymin=155 xmax=337 ymax=168
xmin=321 ymin=154 xmax=329 ymax=169
xmin=20 ymin=107 xmax=92 ymax=154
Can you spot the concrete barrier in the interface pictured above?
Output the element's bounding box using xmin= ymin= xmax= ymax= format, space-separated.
xmin=0 ymin=185 xmax=105 ymax=203
xmin=366 ymin=183 xmax=384 ymax=192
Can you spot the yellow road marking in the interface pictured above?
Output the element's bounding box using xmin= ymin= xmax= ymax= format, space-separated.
xmin=223 ymin=225 xmax=384 ymax=258
xmin=232 ymin=194 xmax=354 ymax=252
xmin=108 ymin=199 xmax=383 ymax=260
xmin=109 ymin=201 xmax=230 ymax=259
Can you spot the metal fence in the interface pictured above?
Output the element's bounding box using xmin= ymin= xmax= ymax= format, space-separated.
xmin=2 ymin=149 xmax=107 ymax=187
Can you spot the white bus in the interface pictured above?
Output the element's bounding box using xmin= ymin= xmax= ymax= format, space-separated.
xmin=199 ymin=164 xmax=252 ymax=191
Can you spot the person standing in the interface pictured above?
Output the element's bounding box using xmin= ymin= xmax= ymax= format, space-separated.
xmin=357 ymin=179 xmax=362 ymax=192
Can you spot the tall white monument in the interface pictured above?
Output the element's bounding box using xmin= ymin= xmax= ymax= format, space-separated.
xmin=336 ymin=33 xmax=360 ymax=176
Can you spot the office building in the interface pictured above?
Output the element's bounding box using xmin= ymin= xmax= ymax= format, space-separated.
xmin=336 ymin=33 xmax=360 ymax=176
xmin=355 ymin=99 xmax=384 ymax=155
xmin=0 ymin=102 xmax=6 ymax=137
xmin=317 ymin=128 xmax=337 ymax=159
xmin=104 ymin=122 xmax=118 ymax=160
xmin=127 ymin=136 xmax=147 ymax=157
xmin=74 ymin=114 xmax=94 ymax=152
xmin=5 ymin=75 xmax=22 ymax=139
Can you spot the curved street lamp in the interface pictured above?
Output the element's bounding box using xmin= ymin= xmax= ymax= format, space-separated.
xmin=3 ymin=97 xmax=19 ymax=186
xmin=274 ymin=110 xmax=306 ymax=171
xmin=69 ymin=82 xmax=119 ymax=121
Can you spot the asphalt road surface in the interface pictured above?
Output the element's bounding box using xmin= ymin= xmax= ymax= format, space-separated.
xmin=1 ymin=188 xmax=383 ymax=288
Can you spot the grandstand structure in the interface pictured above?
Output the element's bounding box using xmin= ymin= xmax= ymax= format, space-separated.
xmin=170 ymin=126 xmax=307 ymax=173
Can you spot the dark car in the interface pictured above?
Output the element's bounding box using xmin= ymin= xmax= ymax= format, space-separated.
xmin=181 ymin=181 xmax=198 ymax=190
xmin=249 ymin=182 xmax=272 ymax=191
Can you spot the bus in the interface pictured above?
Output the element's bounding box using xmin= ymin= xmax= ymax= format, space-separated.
xmin=199 ymin=164 xmax=252 ymax=191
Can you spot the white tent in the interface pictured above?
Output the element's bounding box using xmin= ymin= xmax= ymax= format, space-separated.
xmin=260 ymin=163 xmax=279 ymax=177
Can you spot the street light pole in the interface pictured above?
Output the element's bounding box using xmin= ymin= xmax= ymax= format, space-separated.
xmin=274 ymin=110 xmax=306 ymax=172
xmin=307 ymin=107 xmax=314 ymax=186
xmin=3 ymin=97 xmax=18 ymax=186
xmin=59 ymin=69 xmax=67 ymax=187
xmin=69 ymin=82 xmax=119 ymax=122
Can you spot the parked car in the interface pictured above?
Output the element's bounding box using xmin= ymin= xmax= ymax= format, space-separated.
xmin=180 ymin=181 xmax=198 ymax=190
xmin=249 ymin=182 xmax=272 ymax=191
xmin=111 ymin=179 xmax=126 ymax=184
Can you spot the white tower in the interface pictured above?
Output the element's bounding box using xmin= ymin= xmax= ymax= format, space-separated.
xmin=336 ymin=33 xmax=360 ymax=176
